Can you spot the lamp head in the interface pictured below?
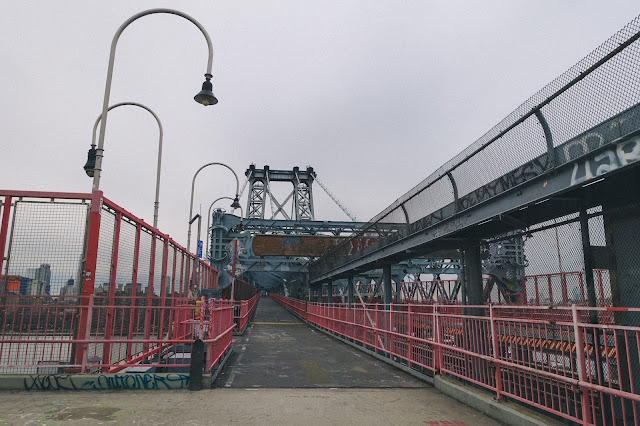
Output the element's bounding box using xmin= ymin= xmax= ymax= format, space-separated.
xmin=231 ymin=196 xmax=241 ymax=209
xmin=194 ymin=74 xmax=218 ymax=106
xmin=84 ymin=146 xmax=97 ymax=177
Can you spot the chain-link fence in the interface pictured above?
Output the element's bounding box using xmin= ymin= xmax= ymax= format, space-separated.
xmin=310 ymin=15 xmax=640 ymax=302
xmin=0 ymin=190 xmax=221 ymax=374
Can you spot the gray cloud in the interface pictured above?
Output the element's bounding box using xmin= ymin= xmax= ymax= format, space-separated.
xmin=1 ymin=1 xmax=639 ymax=246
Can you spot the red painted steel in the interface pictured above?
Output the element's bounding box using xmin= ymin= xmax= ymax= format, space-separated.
xmin=0 ymin=189 xmax=226 ymax=375
xmin=274 ymin=296 xmax=640 ymax=425
xmin=233 ymin=293 xmax=260 ymax=334
xmin=270 ymin=294 xmax=307 ymax=320
xmin=0 ymin=196 xmax=12 ymax=285
xmin=0 ymin=295 xmax=234 ymax=374
xmin=74 ymin=190 xmax=104 ymax=367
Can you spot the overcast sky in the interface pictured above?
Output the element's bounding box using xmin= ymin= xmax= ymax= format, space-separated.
xmin=2 ymin=1 xmax=639 ymax=248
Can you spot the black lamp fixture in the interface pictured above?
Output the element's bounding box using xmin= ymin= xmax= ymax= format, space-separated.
xmin=194 ymin=73 xmax=218 ymax=106
xmin=231 ymin=195 xmax=241 ymax=209
xmin=84 ymin=146 xmax=97 ymax=177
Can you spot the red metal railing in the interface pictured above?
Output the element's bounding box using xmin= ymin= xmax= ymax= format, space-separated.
xmin=0 ymin=190 xmax=227 ymax=374
xmin=233 ymin=293 xmax=260 ymax=334
xmin=522 ymin=270 xmax=611 ymax=307
xmin=200 ymin=298 xmax=235 ymax=373
xmin=276 ymin=296 xmax=639 ymax=425
xmin=271 ymin=294 xmax=307 ymax=321
xmin=0 ymin=295 xmax=234 ymax=374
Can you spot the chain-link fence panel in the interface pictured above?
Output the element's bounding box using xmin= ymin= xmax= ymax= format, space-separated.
xmin=311 ymin=15 xmax=640 ymax=286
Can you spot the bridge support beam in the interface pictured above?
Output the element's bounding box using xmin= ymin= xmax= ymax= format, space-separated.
xmin=462 ymin=241 xmax=483 ymax=314
xmin=347 ymin=276 xmax=354 ymax=308
xmin=383 ymin=264 xmax=392 ymax=308
xmin=602 ymin=203 xmax=640 ymax=412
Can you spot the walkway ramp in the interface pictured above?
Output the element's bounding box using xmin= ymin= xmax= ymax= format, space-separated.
xmin=215 ymin=297 xmax=427 ymax=388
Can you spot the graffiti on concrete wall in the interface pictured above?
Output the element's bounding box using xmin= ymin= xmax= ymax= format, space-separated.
xmin=23 ymin=373 xmax=190 ymax=391
xmin=24 ymin=374 xmax=78 ymax=391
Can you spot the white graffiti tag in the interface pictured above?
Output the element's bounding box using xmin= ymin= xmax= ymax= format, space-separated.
xmin=570 ymin=136 xmax=640 ymax=186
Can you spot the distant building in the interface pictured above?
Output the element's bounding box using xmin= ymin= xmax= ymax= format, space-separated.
xmin=0 ymin=275 xmax=22 ymax=293
xmin=25 ymin=264 xmax=52 ymax=295
xmin=60 ymin=278 xmax=76 ymax=297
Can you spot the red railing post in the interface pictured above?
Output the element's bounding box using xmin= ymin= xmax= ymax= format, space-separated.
xmin=408 ymin=304 xmax=413 ymax=368
xmin=489 ymin=305 xmax=503 ymax=401
xmin=157 ymin=238 xmax=169 ymax=340
xmin=144 ymin=234 xmax=157 ymax=353
xmin=126 ymin=223 xmax=142 ymax=361
xmin=80 ymin=294 xmax=95 ymax=373
xmin=102 ymin=211 xmax=122 ymax=366
xmin=597 ymin=270 xmax=605 ymax=306
xmin=75 ymin=190 xmax=103 ymax=367
xmin=374 ymin=303 xmax=379 ymax=353
xmin=572 ymin=304 xmax=593 ymax=425
xmin=433 ymin=303 xmax=441 ymax=374
xmin=579 ymin=272 xmax=586 ymax=304
xmin=0 ymin=196 xmax=12 ymax=283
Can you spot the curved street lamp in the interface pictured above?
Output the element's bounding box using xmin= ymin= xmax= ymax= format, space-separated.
xmin=92 ymin=8 xmax=217 ymax=194
xmin=85 ymin=102 xmax=164 ymax=228
xmin=187 ymin=162 xmax=241 ymax=252
xmin=206 ymin=196 xmax=244 ymax=260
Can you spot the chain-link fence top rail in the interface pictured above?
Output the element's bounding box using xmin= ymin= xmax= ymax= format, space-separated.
xmin=2 ymin=198 xmax=89 ymax=295
xmin=96 ymin=196 xmax=219 ymax=298
xmin=311 ymin=15 xmax=640 ymax=280
xmin=0 ymin=191 xmax=218 ymax=299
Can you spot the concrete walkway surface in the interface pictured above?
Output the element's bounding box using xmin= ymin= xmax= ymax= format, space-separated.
xmin=0 ymin=388 xmax=501 ymax=425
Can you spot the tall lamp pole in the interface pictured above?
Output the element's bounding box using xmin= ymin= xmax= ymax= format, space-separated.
xmin=187 ymin=162 xmax=241 ymax=252
xmin=86 ymin=102 xmax=164 ymax=228
xmin=91 ymin=8 xmax=217 ymax=194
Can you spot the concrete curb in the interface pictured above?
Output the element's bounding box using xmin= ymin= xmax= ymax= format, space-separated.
xmin=309 ymin=322 xmax=563 ymax=426
xmin=0 ymin=348 xmax=233 ymax=392
xmin=205 ymin=347 xmax=232 ymax=388
xmin=434 ymin=375 xmax=563 ymax=426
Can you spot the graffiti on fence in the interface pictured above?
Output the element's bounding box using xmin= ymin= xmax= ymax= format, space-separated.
xmin=23 ymin=373 xmax=190 ymax=391
xmin=569 ymin=134 xmax=640 ymax=186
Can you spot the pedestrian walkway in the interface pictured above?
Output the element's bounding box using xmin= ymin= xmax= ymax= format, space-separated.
xmin=216 ymin=297 xmax=428 ymax=388
xmin=0 ymin=298 xmax=504 ymax=425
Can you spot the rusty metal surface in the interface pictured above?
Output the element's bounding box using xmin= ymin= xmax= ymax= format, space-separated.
xmin=252 ymin=235 xmax=345 ymax=257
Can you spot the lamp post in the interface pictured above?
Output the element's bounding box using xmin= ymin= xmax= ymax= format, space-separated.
xmin=91 ymin=8 xmax=217 ymax=195
xmin=187 ymin=162 xmax=241 ymax=253
xmin=206 ymin=196 xmax=244 ymax=260
xmin=85 ymin=102 xmax=164 ymax=228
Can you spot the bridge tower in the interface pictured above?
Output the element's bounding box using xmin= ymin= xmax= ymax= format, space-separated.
xmin=245 ymin=165 xmax=315 ymax=221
